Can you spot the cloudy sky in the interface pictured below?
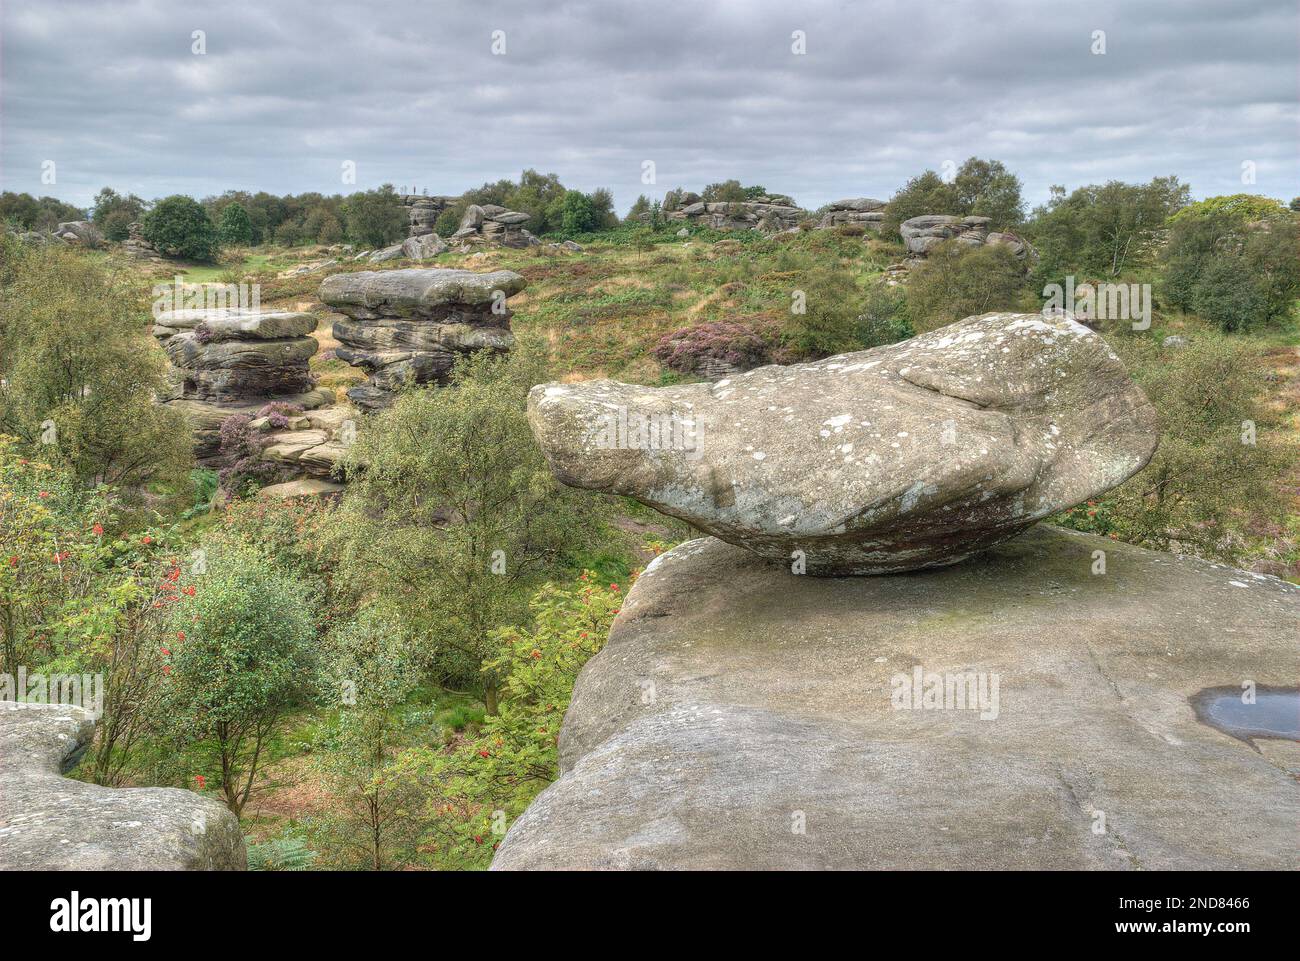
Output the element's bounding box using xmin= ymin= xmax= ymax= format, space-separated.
xmin=2 ymin=0 xmax=1296 ymax=215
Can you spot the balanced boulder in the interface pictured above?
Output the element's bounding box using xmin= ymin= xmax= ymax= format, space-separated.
xmin=528 ymin=312 xmax=1159 ymax=574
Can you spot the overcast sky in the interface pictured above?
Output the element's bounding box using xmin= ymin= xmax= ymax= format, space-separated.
xmin=2 ymin=0 xmax=1296 ymax=215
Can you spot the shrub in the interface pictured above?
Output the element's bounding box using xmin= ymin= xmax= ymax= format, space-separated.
xmin=162 ymin=545 xmax=320 ymax=815
xmin=903 ymin=240 xmax=1028 ymax=332
xmin=653 ymin=321 xmax=774 ymax=374
xmin=781 ymin=264 xmax=868 ymax=358
xmin=0 ymin=243 xmax=191 ymax=488
xmin=141 ymin=195 xmax=219 ymax=261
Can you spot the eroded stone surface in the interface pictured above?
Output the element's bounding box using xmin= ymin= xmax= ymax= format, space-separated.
xmin=0 ymin=703 xmax=245 ymax=870
xmin=529 ymin=312 xmax=1159 ymax=574
xmin=493 ymin=527 xmax=1300 ymax=870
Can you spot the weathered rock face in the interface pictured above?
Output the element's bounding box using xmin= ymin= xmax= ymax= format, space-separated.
xmin=121 ymin=221 xmax=161 ymax=260
xmin=450 ymin=204 xmax=540 ymax=248
xmin=399 ymin=193 xmax=455 ymax=238
xmin=154 ymin=308 xmax=330 ymax=459
xmin=529 ymin=312 xmax=1159 ymax=575
xmin=818 ymin=198 xmax=886 ymax=230
xmin=667 ymin=194 xmax=805 ymax=233
xmin=900 ymin=214 xmax=1032 ymax=260
xmin=0 ymin=702 xmax=245 ymax=870
xmin=493 ymin=527 xmax=1300 ymax=870
xmin=319 ymin=268 xmax=525 ymax=412
xmin=53 ymin=220 xmax=102 ymax=248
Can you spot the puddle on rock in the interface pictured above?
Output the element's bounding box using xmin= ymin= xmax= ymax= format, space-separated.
xmin=1191 ymin=686 xmax=1300 ymax=745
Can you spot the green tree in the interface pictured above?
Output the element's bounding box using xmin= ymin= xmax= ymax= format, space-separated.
xmin=1060 ymin=332 xmax=1294 ymax=561
xmin=326 ymin=347 xmax=602 ymax=714
xmin=217 ymin=201 xmax=254 ymax=246
xmin=162 ymin=545 xmax=319 ymax=816
xmin=1026 ymin=176 xmax=1189 ymax=284
xmin=342 ymin=185 xmax=406 ymax=247
xmin=782 ymin=263 xmax=869 ymax=358
xmin=882 ymin=170 xmax=959 ymax=236
xmin=557 ymin=190 xmax=600 ymax=235
xmin=952 ymin=157 xmax=1024 ymax=229
xmin=310 ymin=611 xmax=425 ymax=870
xmin=141 ymin=194 xmax=219 ymax=260
xmin=0 ymin=239 xmax=190 ymax=488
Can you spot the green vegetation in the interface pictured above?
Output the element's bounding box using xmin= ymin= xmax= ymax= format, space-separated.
xmin=142 ymin=194 xmax=220 ymax=261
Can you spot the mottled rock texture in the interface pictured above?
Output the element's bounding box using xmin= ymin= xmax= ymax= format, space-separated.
xmin=529 ymin=312 xmax=1159 ymax=574
xmin=493 ymin=527 xmax=1300 ymax=870
xmin=320 ymin=268 xmax=524 ymax=412
xmin=0 ymin=702 xmax=245 ymax=870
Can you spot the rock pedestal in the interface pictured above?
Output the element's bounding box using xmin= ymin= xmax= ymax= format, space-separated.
xmin=493 ymin=527 xmax=1300 ymax=871
xmin=0 ymin=702 xmax=245 ymax=870
xmin=319 ymin=267 xmax=526 ymax=412
xmin=122 ymin=221 xmax=161 ymax=260
xmin=153 ymin=308 xmax=331 ymax=459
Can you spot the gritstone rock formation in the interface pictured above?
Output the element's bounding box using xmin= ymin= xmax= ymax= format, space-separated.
xmin=319 ymin=267 xmax=525 ymax=412
xmin=666 ymin=193 xmax=805 ymax=233
xmin=529 ymin=312 xmax=1159 ymax=575
xmin=492 ymin=527 xmax=1300 ymax=870
xmin=0 ymin=702 xmax=245 ymax=870
xmin=153 ymin=308 xmax=331 ymax=460
xmin=818 ymin=198 xmax=886 ymax=230
xmin=450 ymin=203 xmax=540 ymax=248
xmin=900 ymin=214 xmax=1032 ymax=260
xmin=121 ymin=221 xmax=162 ymax=261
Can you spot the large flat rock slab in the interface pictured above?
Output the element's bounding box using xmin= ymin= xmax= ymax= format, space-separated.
xmin=0 ymin=703 xmax=245 ymax=870
xmin=493 ymin=526 xmax=1300 ymax=870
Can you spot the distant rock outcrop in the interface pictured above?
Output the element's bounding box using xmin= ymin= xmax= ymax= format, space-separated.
xmin=450 ymin=204 xmax=540 ymax=248
xmin=900 ymin=214 xmax=1032 ymax=260
xmin=493 ymin=526 xmax=1300 ymax=870
xmin=0 ymin=702 xmax=245 ymax=870
xmin=666 ymin=193 xmax=805 ymax=233
xmin=121 ymin=221 xmax=162 ymax=260
xmin=818 ymin=198 xmax=886 ymax=230
xmin=153 ymin=308 xmax=331 ymax=460
xmin=53 ymin=220 xmax=102 ymax=248
xmin=399 ymin=193 xmax=455 ymax=238
xmin=529 ymin=312 xmax=1158 ymax=575
xmin=319 ymin=267 xmax=525 ymax=412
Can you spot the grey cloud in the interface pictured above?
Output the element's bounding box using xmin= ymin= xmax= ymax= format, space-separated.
xmin=1 ymin=0 xmax=1296 ymax=213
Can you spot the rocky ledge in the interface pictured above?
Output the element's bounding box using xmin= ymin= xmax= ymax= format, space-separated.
xmin=0 ymin=702 xmax=245 ymax=870
xmin=529 ymin=312 xmax=1158 ymax=574
xmin=493 ymin=526 xmax=1300 ymax=870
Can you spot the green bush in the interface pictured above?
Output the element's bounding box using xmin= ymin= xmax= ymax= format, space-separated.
xmin=217 ymin=202 xmax=254 ymax=246
xmin=903 ymin=240 xmax=1028 ymax=332
xmin=141 ymin=195 xmax=219 ymax=261
xmin=341 ymin=185 xmax=406 ymax=248
xmin=162 ymin=545 xmax=320 ymax=815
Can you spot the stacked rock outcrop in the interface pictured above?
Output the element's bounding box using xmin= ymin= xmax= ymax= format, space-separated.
xmin=121 ymin=221 xmax=162 ymax=260
xmin=153 ymin=308 xmax=331 ymax=459
xmin=319 ymin=267 xmax=526 ymax=412
xmin=398 ymin=193 xmax=455 ymax=238
xmin=528 ymin=311 xmax=1159 ymax=575
xmin=667 ymin=192 xmax=805 ymax=233
xmin=451 ymin=204 xmax=540 ymax=248
xmin=0 ymin=702 xmax=245 ymax=870
xmin=900 ymin=214 xmax=1032 ymax=259
xmin=818 ymin=198 xmax=886 ymax=230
